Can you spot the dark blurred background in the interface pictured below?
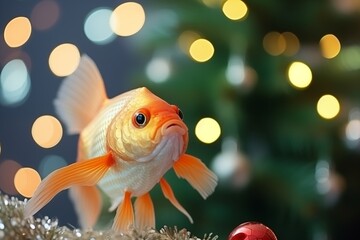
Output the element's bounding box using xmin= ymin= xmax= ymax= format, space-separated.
xmin=1 ymin=0 xmax=360 ymax=239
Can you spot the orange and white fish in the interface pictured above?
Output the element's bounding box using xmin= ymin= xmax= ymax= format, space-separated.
xmin=24 ymin=55 xmax=217 ymax=232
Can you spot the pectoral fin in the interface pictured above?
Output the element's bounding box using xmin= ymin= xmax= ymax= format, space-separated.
xmin=134 ymin=193 xmax=155 ymax=230
xmin=112 ymin=191 xmax=134 ymax=232
xmin=173 ymin=154 xmax=218 ymax=199
xmin=23 ymin=153 xmax=115 ymax=218
xmin=159 ymin=178 xmax=193 ymax=224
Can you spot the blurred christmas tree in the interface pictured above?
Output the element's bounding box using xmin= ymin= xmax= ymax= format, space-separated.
xmin=125 ymin=0 xmax=360 ymax=239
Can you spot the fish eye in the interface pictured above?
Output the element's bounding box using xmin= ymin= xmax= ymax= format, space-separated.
xmin=136 ymin=113 xmax=146 ymax=125
xmin=133 ymin=109 xmax=150 ymax=128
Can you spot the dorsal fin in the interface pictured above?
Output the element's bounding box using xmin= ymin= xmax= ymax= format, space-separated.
xmin=54 ymin=55 xmax=108 ymax=134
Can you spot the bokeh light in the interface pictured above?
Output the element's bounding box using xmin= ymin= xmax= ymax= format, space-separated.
xmin=30 ymin=0 xmax=60 ymax=31
xmin=282 ymin=32 xmax=300 ymax=56
xmin=212 ymin=137 xmax=238 ymax=179
xmin=317 ymin=94 xmax=340 ymax=119
xmin=195 ymin=117 xmax=221 ymax=144
xmin=0 ymin=160 xmax=21 ymax=195
xmin=39 ymin=155 xmax=67 ymax=178
xmin=338 ymin=46 xmax=360 ymax=71
xmin=320 ymin=34 xmax=341 ymax=59
xmin=202 ymin=0 xmax=222 ymax=8
xmin=226 ymin=55 xmax=245 ymax=86
xmin=287 ymin=61 xmax=312 ymax=89
xmin=0 ymin=59 xmax=31 ymax=106
xmin=31 ymin=115 xmax=63 ymax=148
xmin=178 ymin=31 xmax=201 ymax=54
xmin=110 ymin=2 xmax=145 ymax=37
xmin=263 ymin=31 xmax=286 ymax=56
xmin=222 ymin=0 xmax=248 ymax=21
xmin=346 ymin=119 xmax=360 ymax=141
xmin=84 ymin=8 xmax=116 ymax=45
xmin=189 ymin=38 xmax=215 ymax=62
xmin=146 ymin=57 xmax=171 ymax=83
xmin=14 ymin=167 xmax=41 ymax=198
xmin=49 ymin=43 xmax=80 ymax=77
xmin=4 ymin=16 xmax=32 ymax=48
xmin=345 ymin=109 xmax=360 ymax=144
xmin=315 ymin=160 xmax=330 ymax=194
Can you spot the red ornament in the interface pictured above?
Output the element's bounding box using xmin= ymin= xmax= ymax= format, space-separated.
xmin=228 ymin=222 xmax=277 ymax=240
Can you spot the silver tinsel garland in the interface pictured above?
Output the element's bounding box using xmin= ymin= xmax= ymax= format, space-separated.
xmin=0 ymin=192 xmax=217 ymax=240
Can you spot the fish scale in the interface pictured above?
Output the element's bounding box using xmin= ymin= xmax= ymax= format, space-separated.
xmin=80 ymin=93 xmax=132 ymax=159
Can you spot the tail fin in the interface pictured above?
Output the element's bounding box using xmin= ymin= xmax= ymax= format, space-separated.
xmin=54 ymin=55 xmax=108 ymax=134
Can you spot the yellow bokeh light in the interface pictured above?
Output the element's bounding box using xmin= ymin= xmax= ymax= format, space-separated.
xmin=222 ymin=0 xmax=248 ymax=21
xmin=320 ymin=34 xmax=341 ymax=59
xmin=110 ymin=2 xmax=145 ymax=37
xmin=49 ymin=43 xmax=80 ymax=77
xmin=178 ymin=31 xmax=201 ymax=54
xmin=32 ymin=115 xmax=63 ymax=148
xmin=263 ymin=32 xmax=286 ymax=56
xmin=317 ymin=94 xmax=340 ymax=119
xmin=14 ymin=167 xmax=41 ymax=198
xmin=189 ymin=38 xmax=215 ymax=62
xmin=195 ymin=117 xmax=221 ymax=144
xmin=287 ymin=61 xmax=312 ymax=89
xmin=202 ymin=0 xmax=222 ymax=8
xmin=4 ymin=16 xmax=32 ymax=48
xmin=282 ymin=32 xmax=300 ymax=56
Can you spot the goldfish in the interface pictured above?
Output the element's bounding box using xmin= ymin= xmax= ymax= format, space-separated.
xmin=24 ymin=55 xmax=218 ymax=232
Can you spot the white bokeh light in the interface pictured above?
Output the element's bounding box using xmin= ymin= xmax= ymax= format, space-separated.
xmin=146 ymin=57 xmax=171 ymax=83
xmin=84 ymin=8 xmax=115 ymax=45
xmin=0 ymin=59 xmax=31 ymax=106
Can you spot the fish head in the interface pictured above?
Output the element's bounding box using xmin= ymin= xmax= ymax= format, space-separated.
xmin=107 ymin=87 xmax=188 ymax=163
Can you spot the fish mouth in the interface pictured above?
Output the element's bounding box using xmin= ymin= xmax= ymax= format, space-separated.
xmin=161 ymin=119 xmax=187 ymax=136
xmin=136 ymin=120 xmax=187 ymax=163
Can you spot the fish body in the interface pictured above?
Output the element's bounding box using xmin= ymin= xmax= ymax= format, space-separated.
xmin=24 ymin=55 xmax=218 ymax=232
xmin=80 ymin=88 xmax=188 ymax=210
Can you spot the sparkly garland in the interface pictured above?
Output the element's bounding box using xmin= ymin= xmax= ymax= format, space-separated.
xmin=0 ymin=192 xmax=217 ymax=240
